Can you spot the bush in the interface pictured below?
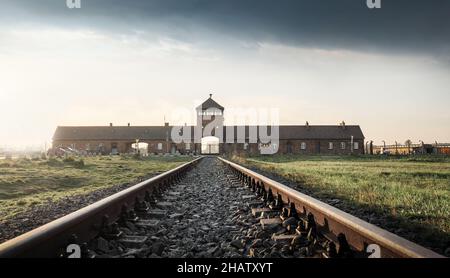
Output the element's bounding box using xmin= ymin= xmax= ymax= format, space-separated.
xmin=47 ymin=158 xmax=63 ymax=167
xmin=16 ymin=200 xmax=27 ymax=206
xmin=61 ymin=157 xmax=85 ymax=168
xmin=63 ymin=157 xmax=75 ymax=163
xmin=133 ymin=153 xmax=142 ymax=160
xmin=73 ymin=159 xmax=85 ymax=168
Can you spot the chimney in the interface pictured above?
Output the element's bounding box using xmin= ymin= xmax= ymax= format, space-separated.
xmin=164 ymin=122 xmax=169 ymax=127
xmin=127 ymin=123 xmax=130 ymax=127
xmin=109 ymin=123 xmax=113 ymax=127
xmin=341 ymin=121 xmax=346 ymax=129
xmin=305 ymin=121 xmax=310 ymax=129
xmin=209 ymin=93 xmax=212 ymax=98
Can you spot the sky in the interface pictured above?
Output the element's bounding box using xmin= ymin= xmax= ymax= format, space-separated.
xmin=0 ymin=0 xmax=449 ymax=148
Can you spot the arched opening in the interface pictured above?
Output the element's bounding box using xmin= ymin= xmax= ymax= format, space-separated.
xmin=201 ymin=136 xmax=220 ymax=154
xmin=131 ymin=142 xmax=149 ymax=156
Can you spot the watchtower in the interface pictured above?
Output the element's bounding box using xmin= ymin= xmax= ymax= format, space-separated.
xmin=196 ymin=94 xmax=224 ymax=137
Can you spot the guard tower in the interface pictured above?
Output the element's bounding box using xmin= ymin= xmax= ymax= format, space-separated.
xmin=196 ymin=94 xmax=224 ymax=137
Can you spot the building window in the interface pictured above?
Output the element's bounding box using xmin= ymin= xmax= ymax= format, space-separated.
xmin=272 ymin=143 xmax=278 ymax=152
xmin=328 ymin=142 xmax=334 ymax=150
xmin=243 ymin=143 xmax=248 ymax=150
xmin=185 ymin=143 xmax=191 ymax=150
xmin=301 ymin=142 xmax=306 ymax=150
xmin=86 ymin=143 xmax=90 ymax=150
xmin=341 ymin=142 xmax=346 ymax=150
xmin=157 ymin=143 xmax=163 ymax=150
xmin=354 ymin=142 xmax=359 ymax=150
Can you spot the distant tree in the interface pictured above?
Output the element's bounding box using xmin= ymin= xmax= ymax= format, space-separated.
xmin=405 ymin=139 xmax=412 ymax=154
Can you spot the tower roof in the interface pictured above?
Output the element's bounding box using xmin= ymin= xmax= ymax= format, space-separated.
xmin=196 ymin=94 xmax=224 ymax=110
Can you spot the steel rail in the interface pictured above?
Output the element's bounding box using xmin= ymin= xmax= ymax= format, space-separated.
xmin=218 ymin=157 xmax=444 ymax=258
xmin=0 ymin=157 xmax=202 ymax=258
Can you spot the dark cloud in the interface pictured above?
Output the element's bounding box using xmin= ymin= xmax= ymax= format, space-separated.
xmin=2 ymin=0 xmax=450 ymax=59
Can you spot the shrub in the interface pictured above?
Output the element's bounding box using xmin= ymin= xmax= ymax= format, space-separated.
xmin=73 ymin=159 xmax=85 ymax=168
xmin=60 ymin=157 xmax=85 ymax=168
xmin=16 ymin=200 xmax=27 ymax=206
xmin=47 ymin=158 xmax=63 ymax=167
xmin=63 ymin=157 xmax=75 ymax=163
xmin=133 ymin=153 xmax=142 ymax=160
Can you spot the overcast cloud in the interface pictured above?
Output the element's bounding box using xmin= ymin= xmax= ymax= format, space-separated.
xmin=1 ymin=0 xmax=449 ymax=61
xmin=0 ymin=0 xmax=449 ymax=147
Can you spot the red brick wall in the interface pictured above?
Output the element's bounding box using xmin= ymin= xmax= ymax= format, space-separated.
xmin=220 ymin=140 xmax=364 ymax=155
xmin=278 ymin=139 xmax=364 ymax=155
xmin=54 ymin=139 xmax=365 ymax=155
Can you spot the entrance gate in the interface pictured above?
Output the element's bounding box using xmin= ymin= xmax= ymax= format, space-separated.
xmin=201 ymin=136 xmax=220 ymax=154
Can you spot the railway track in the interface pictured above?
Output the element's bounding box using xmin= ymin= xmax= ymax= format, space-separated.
xmin=0 ymin=156 xmax=444 ymax=258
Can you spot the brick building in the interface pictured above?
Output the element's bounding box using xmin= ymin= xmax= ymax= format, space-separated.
xmin=52 ymin=95 xmax=365 ymax=155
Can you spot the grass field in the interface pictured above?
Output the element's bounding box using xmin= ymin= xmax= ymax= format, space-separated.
xmin=232 ymin=155 xmax=450 ymax=253
xmin=0 ymin=155 xmax=192 ymax=221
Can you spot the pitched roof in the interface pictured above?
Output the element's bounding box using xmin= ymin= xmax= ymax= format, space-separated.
xmin=53 ymin=125 xmax=364 ymax=141
xmin=196 ymin=96 xmax=224 ymax=110
xmin=53 ymin=126 xmax=170 ymax=141
xmin=278 ymin=125 xmax=364 ymax=140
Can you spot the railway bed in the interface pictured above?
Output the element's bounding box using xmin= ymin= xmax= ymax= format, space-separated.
xmin=0 ymin=156 xmax=444 ymax=258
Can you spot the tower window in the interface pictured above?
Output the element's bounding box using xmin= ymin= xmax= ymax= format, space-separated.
xmin=301 ymin=142 xmax=306 ymax=150
xmin=328 ymin=142 xmax=334 ymax=150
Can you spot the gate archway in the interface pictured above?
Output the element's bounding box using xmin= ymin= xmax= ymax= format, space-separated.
xmin=132 ymin=142 xmax=149 ymax=156
xmin=201 ymin=136 xmax=220 ymax=154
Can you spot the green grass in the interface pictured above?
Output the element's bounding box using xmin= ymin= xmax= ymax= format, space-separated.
xmin=232 ymin=155 xmax=450 ymax=253
xmin=0 ymin=155 xmax=192 ymax=221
